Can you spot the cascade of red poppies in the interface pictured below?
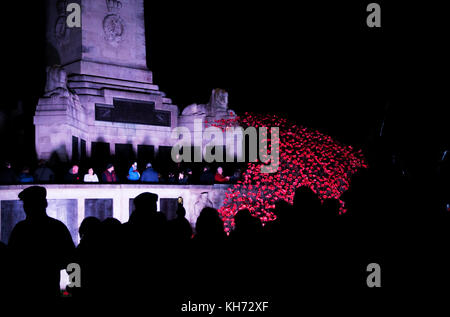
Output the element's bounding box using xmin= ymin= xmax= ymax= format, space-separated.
xmin=207 ymin=112 xmax=368 ymax=233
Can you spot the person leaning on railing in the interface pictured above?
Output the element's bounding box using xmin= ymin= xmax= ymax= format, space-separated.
xmin=127 ymin=162 xmax=141 ymax=182
xmin=214 ymin=166 xmax=230 ymax=183
xmin=141 ymin=163 xmax=159 ymax=183
xmin=102 ymin=164 xmax=118 ymax=183
xmin=83 ymin=168 xmax=99 ymax=183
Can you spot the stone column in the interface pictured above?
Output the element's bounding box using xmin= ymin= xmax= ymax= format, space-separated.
xmin=110 ymin=142 xmax=115 ymax=156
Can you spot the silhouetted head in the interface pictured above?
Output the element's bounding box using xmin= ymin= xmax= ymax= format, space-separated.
xmin=18 ymin=186 xmax=48 ymax=218
xmin=38 ymin=159 xmax=47 ymax=167
xmin=203 ymin=166 xmax=210 ymax=172
xmin=273 ymin=200 xmax=292 ymax=219
xmin=233 ymin=209 xmax=263 ymax=236
xmin=79 ymin=216 xmax=101 ymax=240
xmin=101 ymin=218 xmax=123 ymax=243
xmin=133 ymin=192 xmax=158 ymax=213
xmin=106 ymin=164 xmax=114 ymax=173
xmin=88 ymin=168 xmax=94 ymax=175
xmin=102 ymin=217 xmax=122 ymax=234
xmin=234 ymin=209 xmax=252 ymax=228
xmin=146 ymin=162 xmax=152 ymax=168
xmin=102 ymin=217 xmax=122 ymax=227
xmin=195 ymin=207 xmax=225 ymax=241
xmin=217 ymin=167 xmax=223 ymax=175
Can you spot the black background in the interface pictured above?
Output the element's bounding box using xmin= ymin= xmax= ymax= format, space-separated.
xmin=0 ymin=1 xmax=448 ymax=175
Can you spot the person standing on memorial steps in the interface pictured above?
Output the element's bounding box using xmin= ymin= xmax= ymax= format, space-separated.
xmin=214 ymin=166 xmax=230 ymax=183
xmin=7 ymin=186 xmax=75 ymax=299
xmin=18 ymin=166 xmax=34 ymax=183
xmin=140 ymin=163 xmax=159 ymax=183
xmin=229 ymin=168 xmax=242 ymax=183
xmin=127 ymin=162 xmax=140 ymax=182
xmin=64 ymin=164 xmax=81 ymax=183
xmin=33 ymin=159 xmax=55 ymax=183
xmin=178 ymin=168 xmax=192 ymax=184
xmin=199 ymin=165 xmax=214 ymax=184
xmin=83 ymin=167 xmax=99 ymax=183
xmin=0 ymin=161 xmax=17 ymax=184
xmin=102 ymin=163 xmax=118 ymax=183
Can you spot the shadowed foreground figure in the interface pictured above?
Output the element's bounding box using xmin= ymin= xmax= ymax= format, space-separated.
xmin=120 ymin=192 xmax=170 ymax=303
xmin=70 ymin=216 xmax=102 ymax=298
xmin=0 ymin=241 xmax=7 ymax=298
xmin=168 ymin=205 xmax=193 ymax=244
xmin=8 ymin=186 xmax=75 ymax=299
xmin=2 ymin=171 xmax=432 ymax=309
xmin=126 ymin=192 xmax=168 ymax=246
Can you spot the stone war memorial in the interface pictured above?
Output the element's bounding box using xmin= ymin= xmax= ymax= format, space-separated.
xmin=35 ymin=0 xmax=235 ymax=162
xmin=0 ymin=0 xmax=237 ymax=243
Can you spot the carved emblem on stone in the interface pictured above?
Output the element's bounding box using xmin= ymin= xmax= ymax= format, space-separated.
xmin=103 ymin=0 xmax=124 ymax=46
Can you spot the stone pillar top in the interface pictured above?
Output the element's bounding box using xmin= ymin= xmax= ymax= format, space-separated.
xmin=46 ymin=0 xmax=150 ymax=81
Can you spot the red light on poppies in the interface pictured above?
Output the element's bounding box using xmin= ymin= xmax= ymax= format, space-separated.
xmin=207 ymin=113 xmax=368 ymax=231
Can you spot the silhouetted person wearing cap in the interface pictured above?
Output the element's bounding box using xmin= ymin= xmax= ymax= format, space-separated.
xmin=128 ymin=192 xmax=160 ymax=224
xmin=125 ymin=191 xmax=168 ymax=249
xmin=8 ymin=186 xmax=75 ymax=299
xmin=122 ymin=192 xmax=169 ymax=304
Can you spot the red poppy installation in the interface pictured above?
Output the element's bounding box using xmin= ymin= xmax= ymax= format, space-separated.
xmin=207 ymin=112 xmax=368 ymax=233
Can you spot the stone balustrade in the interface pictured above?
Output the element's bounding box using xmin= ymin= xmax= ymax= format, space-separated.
xmin=0 ymin=184 xmax=231 ymax=244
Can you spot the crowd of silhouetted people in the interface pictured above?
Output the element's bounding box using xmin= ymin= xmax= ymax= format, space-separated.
xmin=0 ymin=160 xmax=242 ymax=185
xmin=0 ymin=167 xmax=449 ymax=309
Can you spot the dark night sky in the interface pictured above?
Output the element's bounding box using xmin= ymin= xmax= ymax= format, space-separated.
xmin=1 ymin=1 xmax=448 ymax=167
